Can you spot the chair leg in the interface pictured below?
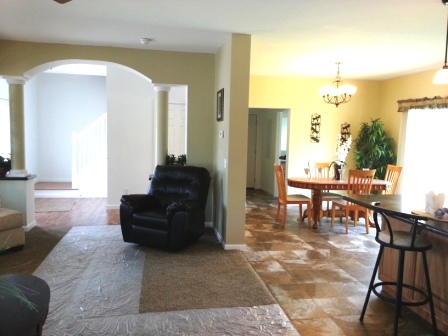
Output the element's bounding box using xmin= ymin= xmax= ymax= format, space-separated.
xmin=281 ymin=204 xmax=287 ymax=227
xmin=307 ymin=203 xmax=311 ymax=228
xmin=360 ymin=245 xmax=384 ymax=321
xmin=394 ymin=250 xmax=406 ymax=336
xmin=353 ymin=210 xmax=358 ymax=226
xmin=276 ymin=202 xmax=281 ymax=222
xmin=331 ymin=206 xmax=336 ymax=228
xmin=345 ymin=209 xmax=349 ymax=234
xmin=298 ymin=204 xmax=303 ymax=221
xmin=422 ymin=251 xmax=438 ymax=336
xmin=364 ymin=211 xmax=370 ymax=234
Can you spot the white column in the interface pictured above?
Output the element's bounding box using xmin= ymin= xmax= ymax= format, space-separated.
xmin=2 ymin=77 xmax=35 ymax=230
xmin=154 ymin=86 xmax=170 ymax=165
xmin=6 ymin=77 xmax=29 ymax=177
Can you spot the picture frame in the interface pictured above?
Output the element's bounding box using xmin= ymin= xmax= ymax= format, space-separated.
xmin=217 ymin=88 xmax=224 ymax=122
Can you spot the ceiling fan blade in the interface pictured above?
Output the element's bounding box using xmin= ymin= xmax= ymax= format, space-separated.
xmin=54 ymin=0 xmax=72 ymax=3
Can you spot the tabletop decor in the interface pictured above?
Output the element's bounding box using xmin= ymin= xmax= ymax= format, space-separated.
xmin=331 ymin=133 xmax=351 ymax=180
xmin=0 ymin=154 xmax=11 ymax=178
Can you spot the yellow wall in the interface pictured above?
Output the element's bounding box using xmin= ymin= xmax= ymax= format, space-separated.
xmin=379 ymin=68 xmax=448 ymax=151
xmin=249 ymin=75 xmax=381 ymax=186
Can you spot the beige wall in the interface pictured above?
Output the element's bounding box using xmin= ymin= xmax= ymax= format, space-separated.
xmin=0 ymin=37 xmax=251 ymax=248
xmin=2 ymin=39 xmax=445 ymax=247
xmin=213 ymin=34 xmax=251 ymax=247
xmin=0 ymin=39 xmax=215 ymax=218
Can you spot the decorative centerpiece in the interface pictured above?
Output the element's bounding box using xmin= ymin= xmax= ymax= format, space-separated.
xmin=330 ymin=134 xmax=351 ymax=180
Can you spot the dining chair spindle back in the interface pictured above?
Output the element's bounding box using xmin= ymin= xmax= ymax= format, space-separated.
xmin=306 ymin=162 xmax=343 ymax=220
xmin=330 ymin=169 xmax=376 ymax=234
xmin=383 ymin=164 xmax=402 ymax=195
xmin=274 ymin=164 xmax=311 ymax=228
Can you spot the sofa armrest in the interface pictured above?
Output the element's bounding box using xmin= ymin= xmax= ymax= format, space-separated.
xmin=120 ymin=194 xmax=162 ymax=212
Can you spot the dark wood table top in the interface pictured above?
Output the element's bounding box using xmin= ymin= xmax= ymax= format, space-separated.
xmin=343 ymin=194 xmax=448 ymax=238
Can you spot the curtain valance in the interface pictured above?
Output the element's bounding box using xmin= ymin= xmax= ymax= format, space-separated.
xmin=397 ymin=96 xmax=448 ymax=112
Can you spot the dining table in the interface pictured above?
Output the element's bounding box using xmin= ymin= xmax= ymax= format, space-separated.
xmin=287 ymin=176 xmax=391 ymax=229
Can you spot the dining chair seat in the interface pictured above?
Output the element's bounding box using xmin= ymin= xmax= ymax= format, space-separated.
xmin=274 ymin=164 xmax=311 ymax=228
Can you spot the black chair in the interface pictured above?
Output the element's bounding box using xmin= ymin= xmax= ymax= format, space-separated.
xmin=360 ymin=210 xmax=438 ymax=336
xmin=120 ymin=165 xmax=211 ymax=251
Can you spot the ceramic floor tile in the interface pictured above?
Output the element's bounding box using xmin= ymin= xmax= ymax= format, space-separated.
xmin=293 ymin=317 xmax=346 ymax=336
xmin=244 ymin=189 xmax=443 ymax=336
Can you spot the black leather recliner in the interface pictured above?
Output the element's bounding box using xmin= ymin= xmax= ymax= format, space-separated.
xmin=119 ymin=165 xmax=211 ymax=251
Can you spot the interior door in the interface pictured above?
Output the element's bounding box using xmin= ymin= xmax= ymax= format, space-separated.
xmin=246 ymin=114 xmax=257 ymax=188
xmin=168 ymin=103 xmax=186 ymax=155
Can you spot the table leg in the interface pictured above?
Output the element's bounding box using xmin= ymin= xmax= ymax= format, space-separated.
xmin=311 ymin=189 xmax=322 ymax=229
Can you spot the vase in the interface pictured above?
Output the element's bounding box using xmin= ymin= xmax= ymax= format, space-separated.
xmin=333 ymin=164 xmax=342 ymax=180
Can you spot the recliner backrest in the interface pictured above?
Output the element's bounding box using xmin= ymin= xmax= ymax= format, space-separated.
xmin=149 ymin=165 xmax=211 ymax=208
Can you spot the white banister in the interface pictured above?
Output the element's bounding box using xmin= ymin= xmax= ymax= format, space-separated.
xmin=72 ymin=114 xmax=107 ymax=190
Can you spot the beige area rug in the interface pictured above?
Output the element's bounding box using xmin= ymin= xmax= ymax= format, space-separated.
xmin=35 ymin=198 xmax=78 ymax=212
xmin=35 ymin=182 xmax=77 ymax=190
xmin=24 ymin=225 xmax=297 ymax=335
xmin=140 ymin=229 xmax=276 ymax=313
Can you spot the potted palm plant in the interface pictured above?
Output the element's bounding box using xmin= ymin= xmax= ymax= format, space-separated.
xmin=353 ymin=118 xmax=396 ymax=180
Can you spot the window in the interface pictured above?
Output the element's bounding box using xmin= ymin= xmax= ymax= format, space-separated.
xmin=402 ymin=108 xmax=448 ymax=208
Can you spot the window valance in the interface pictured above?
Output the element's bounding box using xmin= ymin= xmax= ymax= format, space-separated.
xmin=397 ymin=96 xmax=448 ymax=112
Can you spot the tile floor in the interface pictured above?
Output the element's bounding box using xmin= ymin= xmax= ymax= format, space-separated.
xmin=244 ymin=188 xmax=440 ymax=336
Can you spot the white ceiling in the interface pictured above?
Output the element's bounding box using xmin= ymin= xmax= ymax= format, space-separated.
xmin=1 ymin=0 xmax=447 ymax=80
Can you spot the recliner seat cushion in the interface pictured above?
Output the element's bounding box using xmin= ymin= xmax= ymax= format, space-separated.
xmin=133 ymin=210 xmax=169 ymax=231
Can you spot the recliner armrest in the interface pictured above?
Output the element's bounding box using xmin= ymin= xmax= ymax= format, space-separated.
xmin=120 ymin=194 xmax=162 ymax=212
xmin=166 ymin=200 xmax=201 ymax=219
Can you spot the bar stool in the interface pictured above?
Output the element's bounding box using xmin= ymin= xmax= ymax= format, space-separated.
xmin=360 ymin=210 xmax=438 ymax=336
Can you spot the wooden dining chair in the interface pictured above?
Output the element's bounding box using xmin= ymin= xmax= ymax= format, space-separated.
xmin=330 ymin=169 xmax=376 ymax=234
xmin=303 ymin=162 xmax=343 ymax=221
xmin=383 ymin=164 xmax=402 ymax=194
xmin=274 ymin=164 xmax=311 ymax=228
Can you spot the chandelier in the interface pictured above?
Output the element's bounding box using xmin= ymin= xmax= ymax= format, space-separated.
xmin=434 ymin=0 xmax=448 ymax=84
xmin=318 ymin=62 xmax=356 ymax=107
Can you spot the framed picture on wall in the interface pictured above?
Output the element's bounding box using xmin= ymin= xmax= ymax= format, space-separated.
xmin=217 ymin=88 xmax=224 ymax=122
